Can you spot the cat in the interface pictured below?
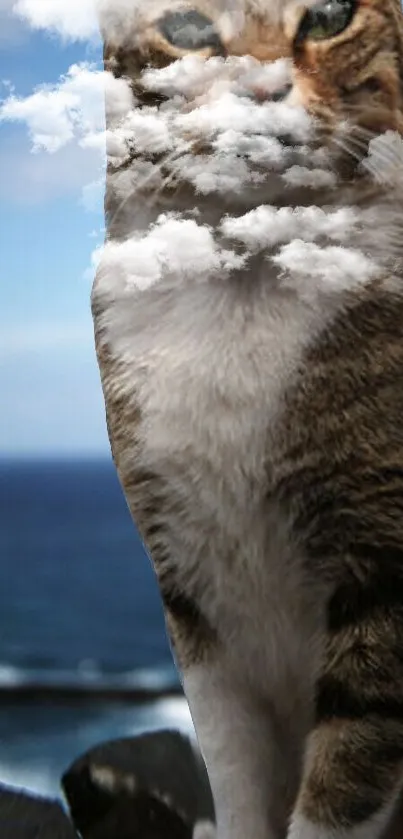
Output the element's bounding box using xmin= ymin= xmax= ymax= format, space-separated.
xmin=92 ymin=1 xmax=403 ymax=837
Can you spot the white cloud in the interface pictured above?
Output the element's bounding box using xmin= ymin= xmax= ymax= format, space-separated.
xmin=0 ymin=55 xmax=316 ymax=205
xmin=13 ymin=0 xmax=99 ymax=40
xmin=142 ymin=55 xmax=291 ymax=100
xmin=221 ymin=206 xmax=358 ymax=251
xmin=172 ymin=150 xmax=264 ymax=195
xmin=12 ymin=0 xmax=150 ymax=42
xmin=97 ymin=215 xmax=245 ymax=296
xmin=272 ymin=241 xmax=378 ymax=298
xmin=282 ymin=165 xmax=337 ymax=189
xmin=177 ymin=91 xmax=311 ymax=144
xmin=0 ymin=63 xmax=133 ymax=154
xmin=0 ymin=62 xmax=134 ymax=206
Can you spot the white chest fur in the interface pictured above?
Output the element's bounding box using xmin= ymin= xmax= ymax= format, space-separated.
xmin=97 ymin=265 xmax=334 ymax=690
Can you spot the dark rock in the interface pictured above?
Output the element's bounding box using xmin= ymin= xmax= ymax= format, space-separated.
xmin=61 ymin=729 xmax=215 ymax=839
xmin=75 ymin=793 xmax=192 ymax=839
xmin=0 ymin=784 xmax=76 ymax=838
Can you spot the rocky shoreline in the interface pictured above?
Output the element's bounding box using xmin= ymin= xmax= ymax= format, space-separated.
xmin=0 ymin=729 xmax=215 ymax=838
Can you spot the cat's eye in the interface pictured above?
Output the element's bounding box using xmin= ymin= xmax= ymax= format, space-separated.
xmin=295 ymin=0 xmax=357 ymax=44
xmin=157 ymin=9 xmax=223 ymax=52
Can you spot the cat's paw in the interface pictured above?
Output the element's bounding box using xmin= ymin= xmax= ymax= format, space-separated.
xmin=193 ymin=819 xmax=216 ymax=839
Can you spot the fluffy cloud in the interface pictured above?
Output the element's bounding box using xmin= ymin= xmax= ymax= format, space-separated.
xmin=0 ymin=54 xmax=317 ymax=206
xmin=272 ymin=241 xmax=378 ymax=301
xmin=12 ymin=0 xmax=99 ymax=40
xmin=0 ymin=63 xmax=133 ymax=153
xmin=142 ymin=54 xmax=291 ymax=99
xmin=12 ymin=0 xmax=149 ymax=42
xmin=96 ymin=215 xmax=245 ymax=296
xmin=221 ymin=206 xmax=358 ymax=251
xmin=0 ymin=61 xmax=134 ymax=207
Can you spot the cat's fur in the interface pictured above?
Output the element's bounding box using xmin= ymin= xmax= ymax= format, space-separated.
xmin=92 ymin=1 xmax=403 ymax=837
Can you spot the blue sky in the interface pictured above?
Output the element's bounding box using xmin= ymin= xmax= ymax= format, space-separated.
xmin=0 ymin=4 xmax=109 ymax=457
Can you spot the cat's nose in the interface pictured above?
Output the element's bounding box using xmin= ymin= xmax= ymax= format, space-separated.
xmin=249 ymin=83 xmax=293 ymax=103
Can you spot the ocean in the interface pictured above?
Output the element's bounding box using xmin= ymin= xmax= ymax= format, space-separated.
xmin=0 ymin=459 xmax=193 ymax=798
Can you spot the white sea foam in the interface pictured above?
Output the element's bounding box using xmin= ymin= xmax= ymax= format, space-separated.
xmin=0 ymin=689 xmax=193 ymax=798
xmin=0 ymin=765 xmax=59 ymax=800
xmin=0 ymin=664 xmax=27 ymax=687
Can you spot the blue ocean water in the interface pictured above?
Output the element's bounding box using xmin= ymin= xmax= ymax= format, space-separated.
xmin=0 ymin=459 xmax=192 ymax=798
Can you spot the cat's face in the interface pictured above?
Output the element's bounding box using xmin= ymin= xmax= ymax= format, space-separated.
xmin=104 ymin=0 xmax=403 ymax=132
xmin=101 ymin=0 xmax=403 ymax=227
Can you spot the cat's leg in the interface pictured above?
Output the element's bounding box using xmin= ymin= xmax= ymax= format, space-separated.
xmin=184 ymin=660 xmax=290 ymax=839
xmin=287 ymin=605 xmax=403 ymax=839
xmin=164 ymin=600 xmax=296 ymax=839
xmin=186 ymin=661 xmax=293 ymax=839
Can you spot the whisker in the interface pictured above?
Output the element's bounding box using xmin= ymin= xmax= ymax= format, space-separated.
xmin=335 ymin=122 xmax=375 ymax=151
xmin=107 ymin=146 xmax=188 ymax=231
xmin=345 ymin=133 xmax=371 ymax=151
xmin=331 ymin=135 xmax=363 ymax=163
xmin=349 ymin=124 xmax=378 ymax=140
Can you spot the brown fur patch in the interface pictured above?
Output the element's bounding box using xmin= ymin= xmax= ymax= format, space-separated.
xmin=269 ymin=285 xmax=403 ymax=828
xmin=299 ymin=717 xmax=403 ymax=827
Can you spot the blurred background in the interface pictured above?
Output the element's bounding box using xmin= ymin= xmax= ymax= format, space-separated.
xmin=0 ymin=0 xmax=191 ymax=798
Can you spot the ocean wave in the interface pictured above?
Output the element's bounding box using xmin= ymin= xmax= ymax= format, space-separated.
xmin=0 ymin=661 xmax=179 ymax=695
xmin=0 ymin=766 xmax=59 ymax=800
xmin=0 ymin=696 xmax=194 ymax=799
xmin=0 ymin=664 xmax=27 ymax=687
